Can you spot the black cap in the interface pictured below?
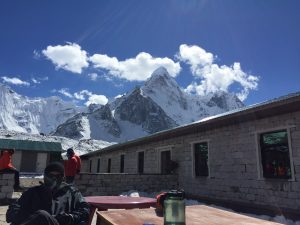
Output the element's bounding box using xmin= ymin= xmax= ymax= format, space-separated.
xmin=44 ymin=162 xmax=64 ymax=175
xmin=67 ymin=148 xmax=74 ymax=154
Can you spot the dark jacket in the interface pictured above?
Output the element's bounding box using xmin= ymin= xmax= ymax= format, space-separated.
xmin=6 ymin=183 xmax=90 ymax=225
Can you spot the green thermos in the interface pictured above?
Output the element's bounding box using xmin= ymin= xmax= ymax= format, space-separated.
xmin=163 ymin=190 xmax=185 ymax=225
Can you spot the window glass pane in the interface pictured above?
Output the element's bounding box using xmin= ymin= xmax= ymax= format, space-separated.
xmin=120 ymin=155 xmax=125 ymax=173
xmin=161 ymin=150 xmax=171 ymax=174
xmin=194 ymin=142 xmax=208 ymax=177
xmin=89 ymin=160 xmax=92 ymax=173
xmin=107 ymin=158 xmax=111 ymax=173
xmin=262 ymin=130 xmax=288 ymax=146
xmin=260 ymin=130 xmax=292 ymax=179
xmin=138 ymin=152 xmax=144 ymax=174
xmin=97 ymin=158 xmax=100 ymax=173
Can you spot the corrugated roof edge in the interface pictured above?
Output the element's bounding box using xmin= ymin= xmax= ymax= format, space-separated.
xmin=0 ymin=138 xmax=62 ymax=152
xmin=81 ymin=91 xmax=300 ymax=158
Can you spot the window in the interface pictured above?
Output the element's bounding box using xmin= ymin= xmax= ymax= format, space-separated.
xmin=138 ymin=151 xmax=144 ymax=174
xmin=161 ymin=150 xmax=171 ymax=174
xmin=194 ymin=142 xmax=209 ymax=177
xmin=107 ymin=158 xmax=111 ymax=173
xmin=89 ymin=159 xmax=92 ymax=173
xmin=97 ymin=158 xmax=101 ymax=173
xmin=259 ymin=130 xmax=292 ymax=179
xmin=120 ymin=154 xmax=125 ymax=173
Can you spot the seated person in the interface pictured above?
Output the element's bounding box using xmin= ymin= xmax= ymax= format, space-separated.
xmin=6 ymin=162 xmax=90 ymax=225
xmin=0 ymin=149 xmax=22 ymax=191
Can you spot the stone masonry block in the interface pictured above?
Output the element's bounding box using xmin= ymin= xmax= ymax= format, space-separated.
xmin=1 ymin=186 xmax=13 ymax=193
xmin=2 ymin=174 xmax=14 ymax=179
xmin=0 ymin=179 xmax=8 ymax=185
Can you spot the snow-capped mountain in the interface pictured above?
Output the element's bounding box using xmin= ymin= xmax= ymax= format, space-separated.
xmin=52 ymin=67 xmax=244 ymax=142
xmin=142 ymin=67 xmax=243 ymax=124
xmin=0 ymin=83 xmax=83 ymax=134
xmin=0 ymin=129 xmax=114 ymax=156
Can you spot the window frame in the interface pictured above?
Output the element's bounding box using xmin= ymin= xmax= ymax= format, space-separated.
xmin=190 ymin=140 xmax=210 ymax=178
xmin=255 ymin=127 xmax=295 ymax=181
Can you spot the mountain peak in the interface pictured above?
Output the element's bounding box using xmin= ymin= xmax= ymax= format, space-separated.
xmin=0 ymin=83 xmax=16 ymax=95
xmin=152 ymin=66 xmax=169 ymax=77
xmin=144 ymin=67 xmax=178 ymax=90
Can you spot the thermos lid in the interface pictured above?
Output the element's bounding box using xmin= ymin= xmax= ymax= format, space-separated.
xmin=167 ymin=189 xmax=185 ymax=199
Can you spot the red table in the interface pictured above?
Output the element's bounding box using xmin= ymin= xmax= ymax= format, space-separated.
xmin=84 ymin=196 xmax=157 ymax=225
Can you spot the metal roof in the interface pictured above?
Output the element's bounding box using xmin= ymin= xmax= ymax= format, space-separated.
xmin=82 ymin=91 xmax=300 ymax=158
xmin=0 ymin=139 xmax=62 ymax=152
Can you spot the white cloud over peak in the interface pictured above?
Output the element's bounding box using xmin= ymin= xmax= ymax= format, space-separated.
xmin=85 ymin=94 xmax=108 ymax=106
xmin=41 ymin=42 xmax=259 ymax=101
xmin=177 ymin=44 xmax=214 ymax=71
xmin=74 ymin=90 xmax=108 ymax=106
xmin=73 ymin=90 xmax=108 ymax=105
xmin=177 ymin=44 xmax=259 ymax=101
xmin=1 ymin=76 xmax=30 ymax=86
xmin=42 ymin=43 xmax=89 ymax=74
xmin=74 ymin=90 xmax=92 ymax=100
xmin=89 ymin=52 xmax=181 ymax=81
xmin=52 ymin=88 xmax=108 ymax=106
xmin=58 ymin=88 xmax=73 ymax=98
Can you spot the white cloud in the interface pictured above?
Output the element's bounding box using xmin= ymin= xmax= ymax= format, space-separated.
xmin=57 ymin=88 xmax=73 ymax=98
xmin=74 ymin=90 xmax=92 ymax=100
xmin=52 ymin=88 xmax=108 ymax=106
xmin=42 ymin=43 xmax=89 ymax=74
xmin=33 ymin=50 xmax=41 ymax=59
xmin=74 ymin=90 xmax=108 ymax=106
xmin=31 ymin=78 xmax=40 ymax=84
xmin=85 ymin=94 xmax=108 ymax=106
xmin=88 ymin=73 xmax=98 ymax=81
xmin=177 ymin=44 xmax=214 ymax=72
xmin=31 ymin=76 xmax=48 ymax=84
xmin=89 ymin=52 xmax=181 ymax=81
xmin=1 ymin=76 xmax=30 ymax=86
xmin=41 ymin=76 xmax=49 ymax=81
xmin=177 ymin=44 xmax=259 ymax=101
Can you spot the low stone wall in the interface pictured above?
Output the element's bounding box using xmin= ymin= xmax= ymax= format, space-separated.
xmin=0 ymin=174 xmax=14 ymax=204
xmin=76 ymin=173 xmax=178 ymax=196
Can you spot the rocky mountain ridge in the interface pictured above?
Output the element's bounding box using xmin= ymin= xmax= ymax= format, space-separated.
xmin=52 ymin=67 xmax=244 ymax=142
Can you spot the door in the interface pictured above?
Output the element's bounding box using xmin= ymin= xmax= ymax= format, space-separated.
xmin=20 ymin=151 xmax=37 ymax=172
xmin=161 ymin=150 xmax=171 ymax=174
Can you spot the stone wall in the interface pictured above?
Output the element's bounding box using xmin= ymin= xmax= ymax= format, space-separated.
xmin=0 ymin=174 xmax=14 ymax=204
xmin=76 ymin=173 xmax=178 ymax=196
xmin=178 ymin=111 xmax=300 ymax=212
xmin=83 ymin=110 xmax=300 ymax=214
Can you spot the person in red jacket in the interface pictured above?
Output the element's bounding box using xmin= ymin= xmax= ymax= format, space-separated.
xmin=64 ymin=148 xmax=81 ymax=184
xmin=0 ymin=149 xmax=23 ymax=191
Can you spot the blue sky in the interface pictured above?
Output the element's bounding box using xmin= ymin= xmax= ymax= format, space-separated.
xmin=0 ymin=0 xmax=299 ymax=106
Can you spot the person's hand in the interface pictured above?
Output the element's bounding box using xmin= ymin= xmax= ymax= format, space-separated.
xmin=55 ymin=212 xmax=74 ymax=225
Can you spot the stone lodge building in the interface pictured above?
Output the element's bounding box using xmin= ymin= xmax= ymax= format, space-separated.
xmin=0 ymin=139 xmax=62 ymax=173
xmin=80 ymin=92 xmax=300 ymax=216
